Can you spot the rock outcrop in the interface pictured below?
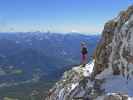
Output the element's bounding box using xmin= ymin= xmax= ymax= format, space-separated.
xmin=94 ymin=5 xmax=133 ymax=76
xmin=46 ymin=62 xmax=97 ymax=100
xmin=46 ymin=5 xmax=133 ymax=100
xmin=104 ymin=93 xmax=129 ymax=100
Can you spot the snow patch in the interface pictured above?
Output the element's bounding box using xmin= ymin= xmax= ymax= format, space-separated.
xmin=70 ymin=83 xmax=79 ymax=91
xmin=58 ymin=88 xmax=65 ymax=100
xmin=83 ymin=60 xmax=94 ymax=77
xmin=101 ymin=75 xmax=133 ymax=96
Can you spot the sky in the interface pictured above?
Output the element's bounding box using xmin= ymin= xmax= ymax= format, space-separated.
xmin=0 ymin=0 xmax=132 ymax=34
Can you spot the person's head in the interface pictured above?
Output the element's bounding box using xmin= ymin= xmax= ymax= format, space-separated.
xmin=81 ymin=42 xmax=86 ymax=47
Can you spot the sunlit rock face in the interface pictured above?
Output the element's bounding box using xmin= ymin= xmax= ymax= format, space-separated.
xmin=94 ymin=5 xmax=133 ymax=76
xmin=46 ymin=5 xmax=133 ymax=100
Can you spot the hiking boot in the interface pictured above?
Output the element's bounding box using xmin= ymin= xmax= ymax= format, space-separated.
xmin=82 ymin=64 xmax=86 ymax=67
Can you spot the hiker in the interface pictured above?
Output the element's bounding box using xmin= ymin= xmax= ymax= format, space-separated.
xmin=81 ymin=42 xmax=88 ymax=67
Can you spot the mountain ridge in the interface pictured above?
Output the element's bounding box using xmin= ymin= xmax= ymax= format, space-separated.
xmin=46 ymin=5 xmax=133 ymax=100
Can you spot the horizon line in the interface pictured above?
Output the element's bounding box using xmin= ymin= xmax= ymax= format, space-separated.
xmin=0 ymin=31 xmax=101 ymax=35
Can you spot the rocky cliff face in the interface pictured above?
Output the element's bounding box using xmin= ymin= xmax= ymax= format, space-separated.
xmin=93 ymin=5 xmax=133 ymax=76
xmin=46 ymin=5 xmax=133 ymax=100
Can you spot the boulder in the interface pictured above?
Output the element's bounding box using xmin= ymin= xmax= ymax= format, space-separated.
xmin=104 ymin=93 xmax=129 ymax=100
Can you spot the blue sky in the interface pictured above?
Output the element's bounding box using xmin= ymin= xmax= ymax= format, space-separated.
xmin=0 ymin=0 xmax=132 ymax=33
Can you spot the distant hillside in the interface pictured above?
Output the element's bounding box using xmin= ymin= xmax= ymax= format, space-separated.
xmin=0 ymin=32 xmax=100 ymax=99
xmin=0 ymin=32 xmax=100 ymax=79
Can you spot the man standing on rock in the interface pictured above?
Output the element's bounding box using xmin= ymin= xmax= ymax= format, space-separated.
xmin=81 ymin=42 xmax=88 ymax=67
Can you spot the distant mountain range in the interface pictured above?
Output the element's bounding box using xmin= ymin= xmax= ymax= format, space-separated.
xmin=0 ymin=32 xmax=100 ymax=99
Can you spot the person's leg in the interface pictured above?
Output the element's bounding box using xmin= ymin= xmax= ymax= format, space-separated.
xmin=81 ymin=54 xmax=84 ymax=64
xmin=85 ymin=54 xmax=88 ymax=64
xmin=82 ymin=54 xmax=86 ymax=67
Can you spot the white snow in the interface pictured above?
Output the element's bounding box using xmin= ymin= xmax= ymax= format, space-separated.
xmin=101 ymin=74 xmax=133 ymax=96
xmin=83 ymin=60 xmax=94 ymax=77
xmin=58 ymin=88 xmax=65 ymax=100
xmin=128 ymin=97 xmax=133 ymax=100
xmin=70 ymin=83 xmax=79 ymax=91
xmin=73 ymin=66 xmax=80 ymax=71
